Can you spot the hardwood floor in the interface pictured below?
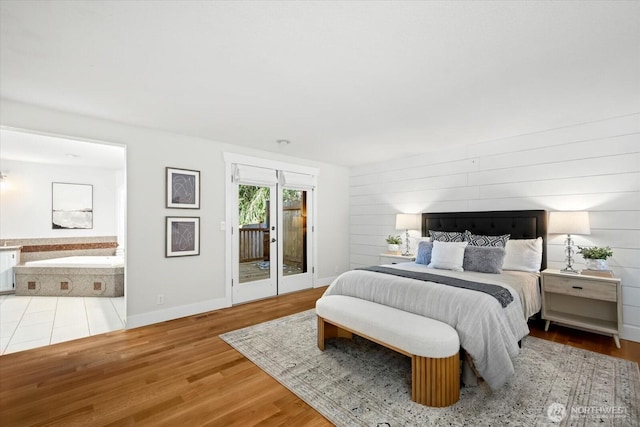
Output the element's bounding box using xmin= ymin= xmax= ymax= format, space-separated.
xmin=1 ymin=287 xmax=638 ymax=426
xmin=528 ymin=317 xmax=640 ymax=362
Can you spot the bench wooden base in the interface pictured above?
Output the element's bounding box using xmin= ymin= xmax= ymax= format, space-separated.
xmin=318 ymin=316 xmax=460 ymax=407
xmin=412 ymin=352 xmax=460 ymax=407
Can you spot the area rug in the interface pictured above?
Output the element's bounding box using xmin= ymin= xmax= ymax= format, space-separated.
xmin=220 ymin=310 xmax=640 ymax=426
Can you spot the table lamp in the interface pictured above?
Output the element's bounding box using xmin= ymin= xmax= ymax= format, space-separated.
xmin=395 ymin=213 xmax=421 ymax=256
xmin=548 ymin=211 xmax=590 ymax=273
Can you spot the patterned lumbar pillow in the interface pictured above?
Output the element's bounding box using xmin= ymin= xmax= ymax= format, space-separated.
xmin=464 ymin=230 xmax=510 ymax=247
xmin=429 ymin=230 xmax=465 ymax=242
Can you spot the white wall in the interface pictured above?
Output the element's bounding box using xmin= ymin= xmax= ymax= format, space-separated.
xmin=349 ymin=114 xmax=640 ymax=342
xmin=317 ymin=168 xmax=351 ymax=280
xmin=0 ymin=100 xmax=351 ymax=328
xmin=0 ymin=159 xmax=120 ymax=239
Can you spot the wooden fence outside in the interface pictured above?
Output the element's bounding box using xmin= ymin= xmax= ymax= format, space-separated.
xmin=282 ymin=201 xmax=304 ymax=267
xmin=238 ymin=227 xmax=270 ymax=262
xmin=238 ymin=199 xmax=305 ymax=266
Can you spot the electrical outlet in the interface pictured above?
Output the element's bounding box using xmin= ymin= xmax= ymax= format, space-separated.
xmin=157 ymin=294 xmax=165 ymax=305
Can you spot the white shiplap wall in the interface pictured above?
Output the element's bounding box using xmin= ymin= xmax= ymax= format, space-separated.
xmin=349 ymin=114 xmax=640 ymax=342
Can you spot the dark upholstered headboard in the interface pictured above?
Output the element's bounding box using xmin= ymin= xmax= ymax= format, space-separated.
xmin=422 ymin=210 xmax=548 ymax=270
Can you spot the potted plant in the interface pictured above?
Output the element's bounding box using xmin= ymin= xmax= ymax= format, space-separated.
xmin=577 ymin=246 xmax=613 ymax=270
xmin=386 ymin=235 xmax=402 ymax=254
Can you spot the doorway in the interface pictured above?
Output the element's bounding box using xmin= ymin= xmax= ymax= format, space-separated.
xmin=225 ymin=156 xmax=316 ymax=305
xmin=0 ymin=127 xmax=127 ymax=353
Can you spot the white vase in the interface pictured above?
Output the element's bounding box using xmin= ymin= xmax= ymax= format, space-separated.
xmin=586 ymin=259 xmax=608 ymax=270
xmin=387 ymin=244 xmax=400 ymax=254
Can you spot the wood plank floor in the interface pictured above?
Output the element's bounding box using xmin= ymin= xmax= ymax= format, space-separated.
xmin=1 ymin=286 xmax=638 ymax=426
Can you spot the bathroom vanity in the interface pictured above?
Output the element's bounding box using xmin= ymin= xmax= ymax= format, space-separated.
xmin=0 ymin=246 xmax=21 ymax=293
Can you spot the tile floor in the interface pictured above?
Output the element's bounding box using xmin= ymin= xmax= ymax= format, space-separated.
xmin=0 ymin=294 xmax=125 ymax=355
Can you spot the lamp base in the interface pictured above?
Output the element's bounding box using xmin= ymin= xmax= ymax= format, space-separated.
xmin=403 ymin=229 xmax=411 ymax=257
xmin=561 ymin=234 xmax=579 ymax=274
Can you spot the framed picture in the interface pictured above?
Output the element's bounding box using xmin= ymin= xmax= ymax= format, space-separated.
xmin=166 ymin=216 xmax=200 ymax=257
xmin=52 ymin=182 xmax=93 ymax=229
xmin=166 ymin=167 xmax=200 ymax=209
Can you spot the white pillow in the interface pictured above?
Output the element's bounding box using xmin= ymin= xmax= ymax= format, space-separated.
xmin=503 ymin=237 xmax=543 ymax=272
xmin=427 ymin=241 xmax=468 ymax=272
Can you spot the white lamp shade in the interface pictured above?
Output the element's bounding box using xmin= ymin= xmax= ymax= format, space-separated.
xmin=395 ymin=213 xmax=421 ymax=231
xmin=548 ymin=211 xmax=591 ymax=235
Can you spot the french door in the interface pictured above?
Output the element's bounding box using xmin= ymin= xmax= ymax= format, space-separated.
xmin=278 ymin=186 xmax=313 ymax=295
xmin=231 ymin=164 xmax=314 ymax=304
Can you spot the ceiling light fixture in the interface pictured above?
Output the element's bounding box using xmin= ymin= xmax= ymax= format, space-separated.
xmin=66 ymin=153 xmax=79 ymax=158
xmin=276 ymin=139 xmax=291 ymax=145
xmin=0 ymin=171 xmax=9 ymax=190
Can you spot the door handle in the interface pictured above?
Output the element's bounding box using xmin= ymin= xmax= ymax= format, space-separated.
xmin=271 ymin=238 xmax=277 ymax=243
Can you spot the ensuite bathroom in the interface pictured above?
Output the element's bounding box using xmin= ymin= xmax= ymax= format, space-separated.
xmin=0 ymin=128 xmax=126 ymax=354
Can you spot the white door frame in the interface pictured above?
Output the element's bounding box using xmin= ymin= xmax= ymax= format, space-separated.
xmin=223 ymin=152 xmax=318 ymax=306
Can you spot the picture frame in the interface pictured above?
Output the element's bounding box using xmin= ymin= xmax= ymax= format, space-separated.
xmin=166 ymin=216 xmax=200 ymax=257
xmin=166 ymin=167 xmax=200 ymax=209
xmin=52 ymin=182 xmax=93 ymax=229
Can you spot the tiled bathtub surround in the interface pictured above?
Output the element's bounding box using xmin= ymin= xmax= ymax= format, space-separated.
xmin=21 ymin=242 xmax=117 ymax=253
xmin=1 ymin=237 xmax=124 ymax=297
xmin=0 ymin=294 xmax=125 ymax=354
xmin=1 ymin=236 xmax=118 ymax=263
xmin=14 ymin=266 xmax=124 ymax=297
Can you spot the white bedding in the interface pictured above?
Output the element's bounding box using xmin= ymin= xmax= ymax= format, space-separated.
xmin=322 ymin=262 xmax=541 ymax=390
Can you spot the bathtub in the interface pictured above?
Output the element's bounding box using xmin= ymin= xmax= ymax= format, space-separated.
xmin=15 ymin=256 xmax=124 ymax=297
xmin=25 ymin=256 xmax=125 ymax=268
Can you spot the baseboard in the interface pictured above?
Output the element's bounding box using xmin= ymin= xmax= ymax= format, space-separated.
xmin=316 ymin=276 xmax=336 ymax=288
xmin=126 ymin=296 xmax=230 ymax=329
xmin=622 ymin=324 xmax=640 ymax=344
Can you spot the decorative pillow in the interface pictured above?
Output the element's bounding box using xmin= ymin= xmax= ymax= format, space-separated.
xmin=429 ymin=230 xmax=465 ymax=242
xmin=463 ymin=246 xmax=506 ymax=274
xmin=415 ymin=241 xmax=433 ymax=265
xmin=464 ymin=230 xmax=510 ymax=247
xmin=427 ymin=241 xmax=468 ymax=271
xmin=503 ymin=237 xmax=543 ymax=272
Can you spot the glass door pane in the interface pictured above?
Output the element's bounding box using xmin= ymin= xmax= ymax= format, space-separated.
xmin=233 ymin=182 xmax=277 ymax=305
xmin=278 ymin=187 xmax=313 ymax=294
xmin=238 ymin=184 xmax=272 ymax=284
xmin=282 ymin=189 xmax=307 ymax=277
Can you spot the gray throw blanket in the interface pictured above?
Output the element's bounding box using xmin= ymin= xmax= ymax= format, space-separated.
xmin=357 ymin=266 xmax=514 ymax=307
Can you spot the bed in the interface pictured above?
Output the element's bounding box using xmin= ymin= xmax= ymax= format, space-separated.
xmin=321 ymin=210 xmax=547 ymax=390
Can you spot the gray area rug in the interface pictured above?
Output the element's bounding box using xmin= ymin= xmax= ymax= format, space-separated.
xmin=220 ymin=310 xmax=640 ymax=426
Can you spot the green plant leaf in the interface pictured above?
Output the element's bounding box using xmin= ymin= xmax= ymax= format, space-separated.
xmin=577 ymin=246 xmax=613 ymax=259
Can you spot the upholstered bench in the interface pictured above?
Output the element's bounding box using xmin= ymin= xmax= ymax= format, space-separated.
xmin=316 ymin=295 xmax=460 ymax=407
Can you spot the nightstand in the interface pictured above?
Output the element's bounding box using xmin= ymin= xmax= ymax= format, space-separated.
xmin=541 ymin=269 xmax=622 ymax=348
xmin=379 ymin=253 xmax=416 ymax=265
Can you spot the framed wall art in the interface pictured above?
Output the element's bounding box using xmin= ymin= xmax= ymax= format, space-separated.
xmin=166 ymin=216 xmax=200 ymax=257
xmin=52 ymin=182 xmax=93 ymax=229
xmin=166 ymin=167 xmax=200 ymax=209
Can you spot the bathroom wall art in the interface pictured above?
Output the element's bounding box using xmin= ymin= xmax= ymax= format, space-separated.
xmin=52 ymin=182 xmax=93 ymax=229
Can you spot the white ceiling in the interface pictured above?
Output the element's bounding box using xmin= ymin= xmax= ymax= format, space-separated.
xmin=0 ymin=128 xmax=125 ymax=170
xmin=1 ymin=1 xmax=638 ymax=167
